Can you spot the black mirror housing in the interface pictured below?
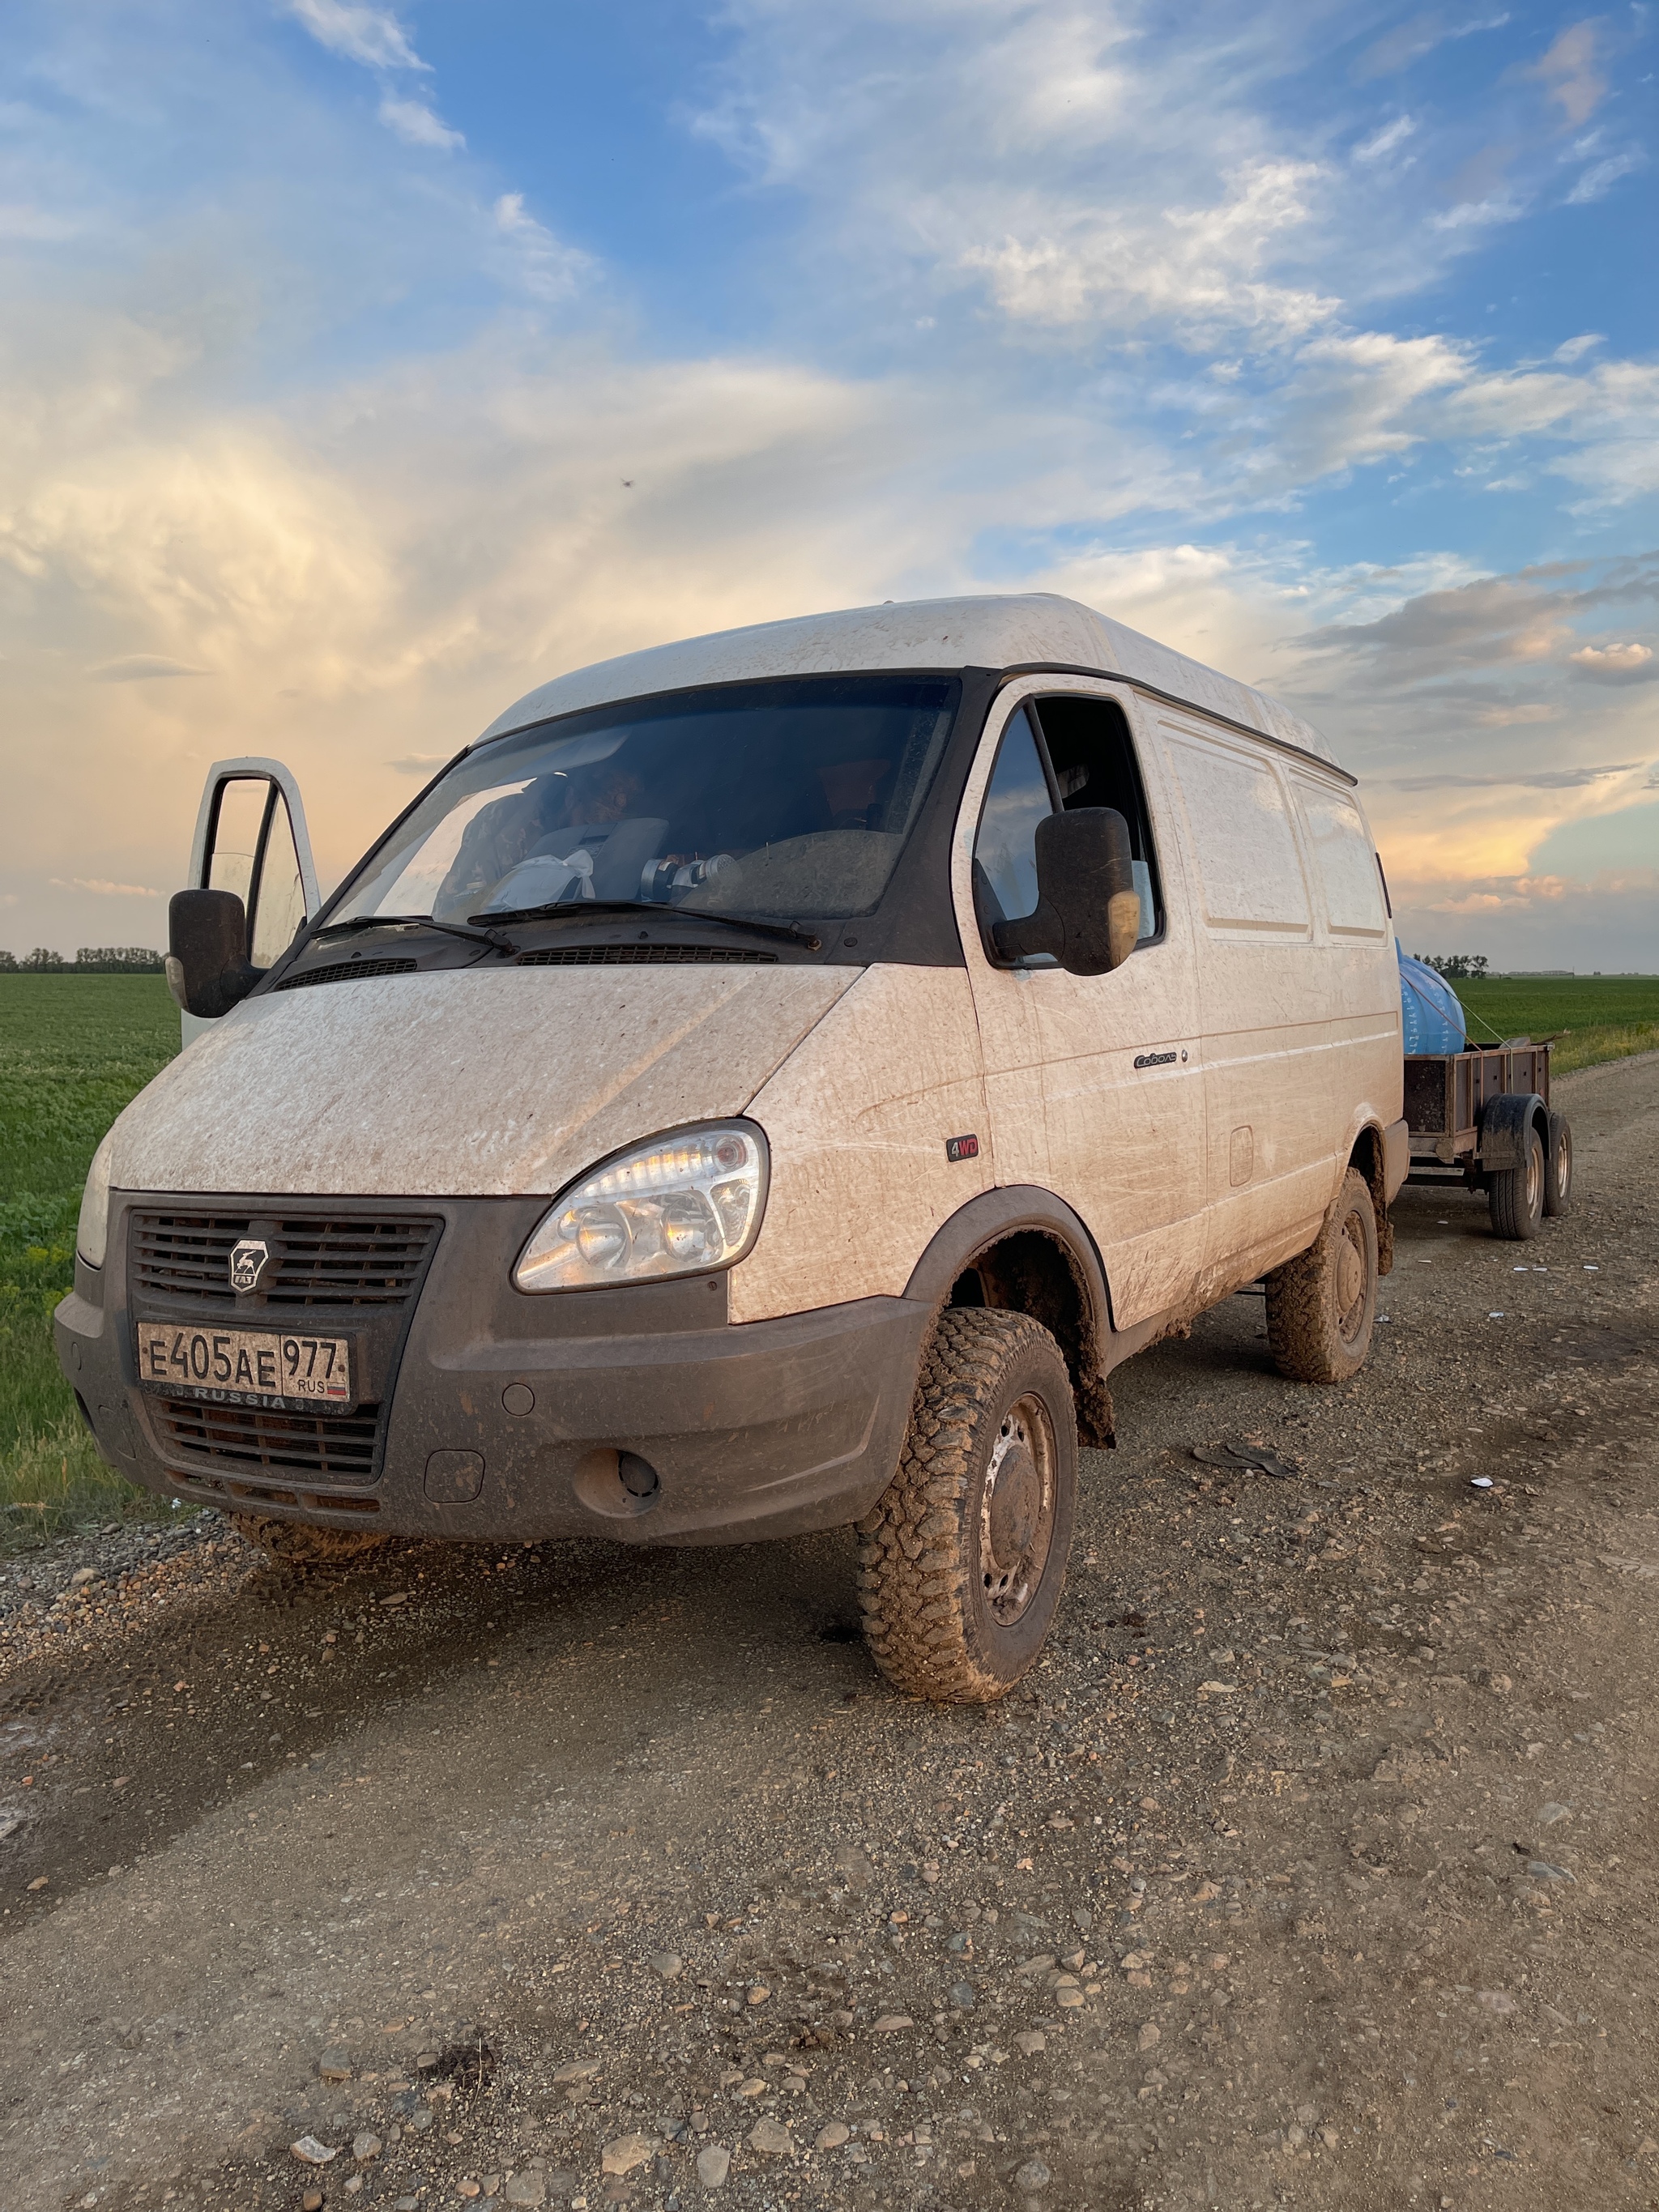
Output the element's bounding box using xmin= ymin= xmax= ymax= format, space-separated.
xmin=167 ymin=889 xmax=262 ymax=1019
xmin=992 ymin=807 xmax=1140 ymax=978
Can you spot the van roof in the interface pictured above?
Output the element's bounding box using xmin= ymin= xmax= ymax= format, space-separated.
xmin=476 ymin=592 xmax=1341 ymax=768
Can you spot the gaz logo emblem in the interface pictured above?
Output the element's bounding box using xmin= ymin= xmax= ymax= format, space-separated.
xmin=228 ymin=1238 xmax=271 ymax=1294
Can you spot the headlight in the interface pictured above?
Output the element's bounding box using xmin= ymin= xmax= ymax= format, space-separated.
xmin=77 ymin=1132 xmax=115 ymax=1269
xmin=514 ymin=1122 xmax=770 ymax=1293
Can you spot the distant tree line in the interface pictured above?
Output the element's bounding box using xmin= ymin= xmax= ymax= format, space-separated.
xmin=0 ymin=947 xmax=166 ymax=973
xmin=1417 ymin=953 xmax=1489 ymax=980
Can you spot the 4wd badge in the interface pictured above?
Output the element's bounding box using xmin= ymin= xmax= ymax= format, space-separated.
xmin=228 ymin=1238 xmax=271 ymax=1294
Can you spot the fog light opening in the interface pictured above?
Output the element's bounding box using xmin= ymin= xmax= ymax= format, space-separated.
xmin=620 ymin=1451 xmax=660 ymax=1501
xmin=571 ymin=1447 xmax=663 ymax=1519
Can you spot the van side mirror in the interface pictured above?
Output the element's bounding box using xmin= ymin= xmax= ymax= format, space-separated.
xmin=992 ymin=808 xmax=1140 ymax=978
xmin=167 ymin=889 xmax=262 ymax=1019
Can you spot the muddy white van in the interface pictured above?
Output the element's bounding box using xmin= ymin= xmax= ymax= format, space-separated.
xmin=57 ymin=595 xmax=1406 ymax=1701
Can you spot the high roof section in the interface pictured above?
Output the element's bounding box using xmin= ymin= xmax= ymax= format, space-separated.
xmin=476 ymin=593 xmax=1340 ymax=768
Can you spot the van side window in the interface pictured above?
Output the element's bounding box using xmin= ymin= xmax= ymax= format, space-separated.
xmin=972 ymin=706 xmax=1054 ymax=953
xmin=1030 ymin=696 xmax=1163 ymax=942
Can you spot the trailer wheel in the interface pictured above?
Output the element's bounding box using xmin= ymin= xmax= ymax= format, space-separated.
xmin=856 ymin=1308 xmax=1077 ymax=1704
xmin=1488 ymin=1124 xmax=1545 ymax=1241
xmin=1543 ymin=1110 xmax=1573 ymax=1218
xmin=1264 ymin=1167 xmax=1377 ymax=1385
xmin=228 ymin=1513 xmax=388 ymax=1566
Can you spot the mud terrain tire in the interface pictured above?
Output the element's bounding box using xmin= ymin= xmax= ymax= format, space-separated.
xmin=1265 ymin=1166 xmax=1378 ymax=1385
xmin=857 ymin=1308 xmax=1077 ymax=1703
xmin=228 ymin=1514 xmax=388 ymax=1566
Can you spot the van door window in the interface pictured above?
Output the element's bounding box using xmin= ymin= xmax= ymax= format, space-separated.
xmin=971 ymin=706 xmax=1055 ymax=956
xmin=204 ymin=778 xmax=267 ymax=910
xmin=203 ymin=774 xmax=309 ymax=967
xmin=249 ymin=791 xmax=308 ymax=965
xmin=1030 ymin=695 xmax=1163 ymax=943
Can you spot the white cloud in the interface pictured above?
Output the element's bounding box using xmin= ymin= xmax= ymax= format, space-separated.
xmin=1569 ymin=641 xmax=1657 ymax=684
xmin=1553 ymin=333 xmax=1604 ymax=363
xmin=1354 ymin=116 xmax=1417 ymax=163
xmin=1521 ymin=20 xmax=1606 ymax=130
xmin=492 ymin=194 xmax=593 ymax=302
xmin=87 ymin=654 xmax=211 ymax=681
xmin=284 ymin=0 xmax=427 ymax=73
xmin=961 ymin=160 xmax=1339 ymax=341
xmin=1567 ymin=151 xmax=1644 ymax=204
xmin=388 ymin=752 xmax=450 ymax=775
xmin=378 ymin=96 xmax=463 ymax=151
xmin=49 ymin=877 xmax=160 ymax=897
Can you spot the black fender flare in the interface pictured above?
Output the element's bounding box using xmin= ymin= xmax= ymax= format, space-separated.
xmin=903 ymin=1185 xmax=1110 ymax=1328
xmin=1478 ymin=1090 xmax=1546 ymax=1170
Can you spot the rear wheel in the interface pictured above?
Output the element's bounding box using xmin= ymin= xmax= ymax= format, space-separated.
xmin=228 ymin=1513 xmax=388 ymax=1566
xmin=857 ymin=1308 xmax=1077 ymax=1703
xmin=1543 ymin=1110 xmax=1573 ymax=1217
xmin=1265 ymin=1167 xmax=1378 ymax=1384
xmin=1489 ymin=1124 xmax=1545 ymax=1241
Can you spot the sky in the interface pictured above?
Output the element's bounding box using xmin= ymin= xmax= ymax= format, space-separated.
xmin=2 ymin=0 xmax=1655 ymax=970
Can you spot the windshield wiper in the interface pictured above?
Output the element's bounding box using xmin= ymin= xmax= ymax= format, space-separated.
xmin=467 ymin=898 xmax=823 ymax=951
xmin=310 ymin=913 xmax=519 ymax=954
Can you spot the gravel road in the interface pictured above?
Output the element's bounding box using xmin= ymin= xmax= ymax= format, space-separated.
xmin=2 ymin=1054 xmax=1656 ymax=2212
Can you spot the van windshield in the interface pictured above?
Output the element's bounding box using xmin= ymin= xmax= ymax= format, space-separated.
xmin=331 ymin=677 xmax=960 ymax=931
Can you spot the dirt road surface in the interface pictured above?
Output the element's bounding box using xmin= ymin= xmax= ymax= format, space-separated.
xmin=2 ymin=1055 xmax=1656 ymax=2212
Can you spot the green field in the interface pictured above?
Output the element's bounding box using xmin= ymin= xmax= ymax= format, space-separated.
xmin=1456 ymin=974 xmax=1659 ymax=1074
xmin=0 ymin=977 xmax=178 ymax=1545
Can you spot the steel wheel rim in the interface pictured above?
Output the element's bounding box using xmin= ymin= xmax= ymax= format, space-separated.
xmin=1334 ymin=1211 xmax=1369 ymax=1342
xmin=1525 ymin=1136 xmax=1542 ymax=1216
xmin=979 ymin=1392 xmax=1056 ymax=1627
xmin=1555 ymin=1133 xmax=1570 ymax=1202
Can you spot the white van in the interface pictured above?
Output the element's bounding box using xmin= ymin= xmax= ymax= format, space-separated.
xmin=57 ymin=595 xmax=1406 ymax=1701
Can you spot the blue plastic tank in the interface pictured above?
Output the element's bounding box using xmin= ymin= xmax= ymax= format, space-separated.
xmin=1397 ymin=948 xmax=1467 ymax=1055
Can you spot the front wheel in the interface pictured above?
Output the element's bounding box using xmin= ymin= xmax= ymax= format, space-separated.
xmin=1489 ymin=1124 xmax=1545 ymax=1241
xmin=857 ymin=1308 xmax=1077 ymax=1703
xmin=1264 ymin=1166 xmax=1378 ymax=1384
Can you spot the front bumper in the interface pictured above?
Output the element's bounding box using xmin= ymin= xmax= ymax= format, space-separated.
xmin=55 ymin=1191 xmax=930 ymax=1545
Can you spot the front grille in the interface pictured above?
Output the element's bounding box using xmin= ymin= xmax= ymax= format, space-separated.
xmin=275 ymin=957 xmax=419 ymax=989
xmin=516 ymin=943 xmax=778 ymax=965
xmin=151 ymin=1397 xmax=382 ymax=1486
xmin=130 ymin=1212 xmax=441 ymax=1311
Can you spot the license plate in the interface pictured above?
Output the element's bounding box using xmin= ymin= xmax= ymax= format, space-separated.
xmin=135 ymin=1323 xmax=353 ymax=1407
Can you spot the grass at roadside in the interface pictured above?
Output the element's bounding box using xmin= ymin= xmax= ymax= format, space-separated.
xmin=1456 ymin=975 xmax=1659 ymax=1075
xmin=0 ymin=978 xmax=178 ymax=1547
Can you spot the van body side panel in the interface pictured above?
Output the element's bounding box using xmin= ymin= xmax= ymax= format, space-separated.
xmin=956 ymin=683 xmax=1206 ymax=1330
xmin=727 ymin=965 xmax=992 ymax=1323
xmin=1027 ymin=687 xmax=1207 ymax=1328
xmin=100 ymin=965 xmax=855 ymax=1200
xmin=1155 ymin=712 xmax=1344 ymax=1276
xmin=1155 ymin=717 xmax=1402 ymax=1287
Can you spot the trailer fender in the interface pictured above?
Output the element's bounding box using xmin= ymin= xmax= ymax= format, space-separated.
xmin=1477 ymin=1089 xmax=1546 ymax=1170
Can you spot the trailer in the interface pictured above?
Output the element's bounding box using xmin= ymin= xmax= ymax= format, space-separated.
xmin=1403 ymin=1042 xmax=1573 ymax=1240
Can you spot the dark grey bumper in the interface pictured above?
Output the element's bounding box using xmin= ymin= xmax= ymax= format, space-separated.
xmin=55 ymin=1192 xmax=930 ymax=1545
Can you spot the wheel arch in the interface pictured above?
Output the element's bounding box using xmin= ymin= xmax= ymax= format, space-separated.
xmin=1346 ymin=1120 xmax=1393 ymax=1275
xmin=903 ymin=1187 xmax=1117 ymax=1448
